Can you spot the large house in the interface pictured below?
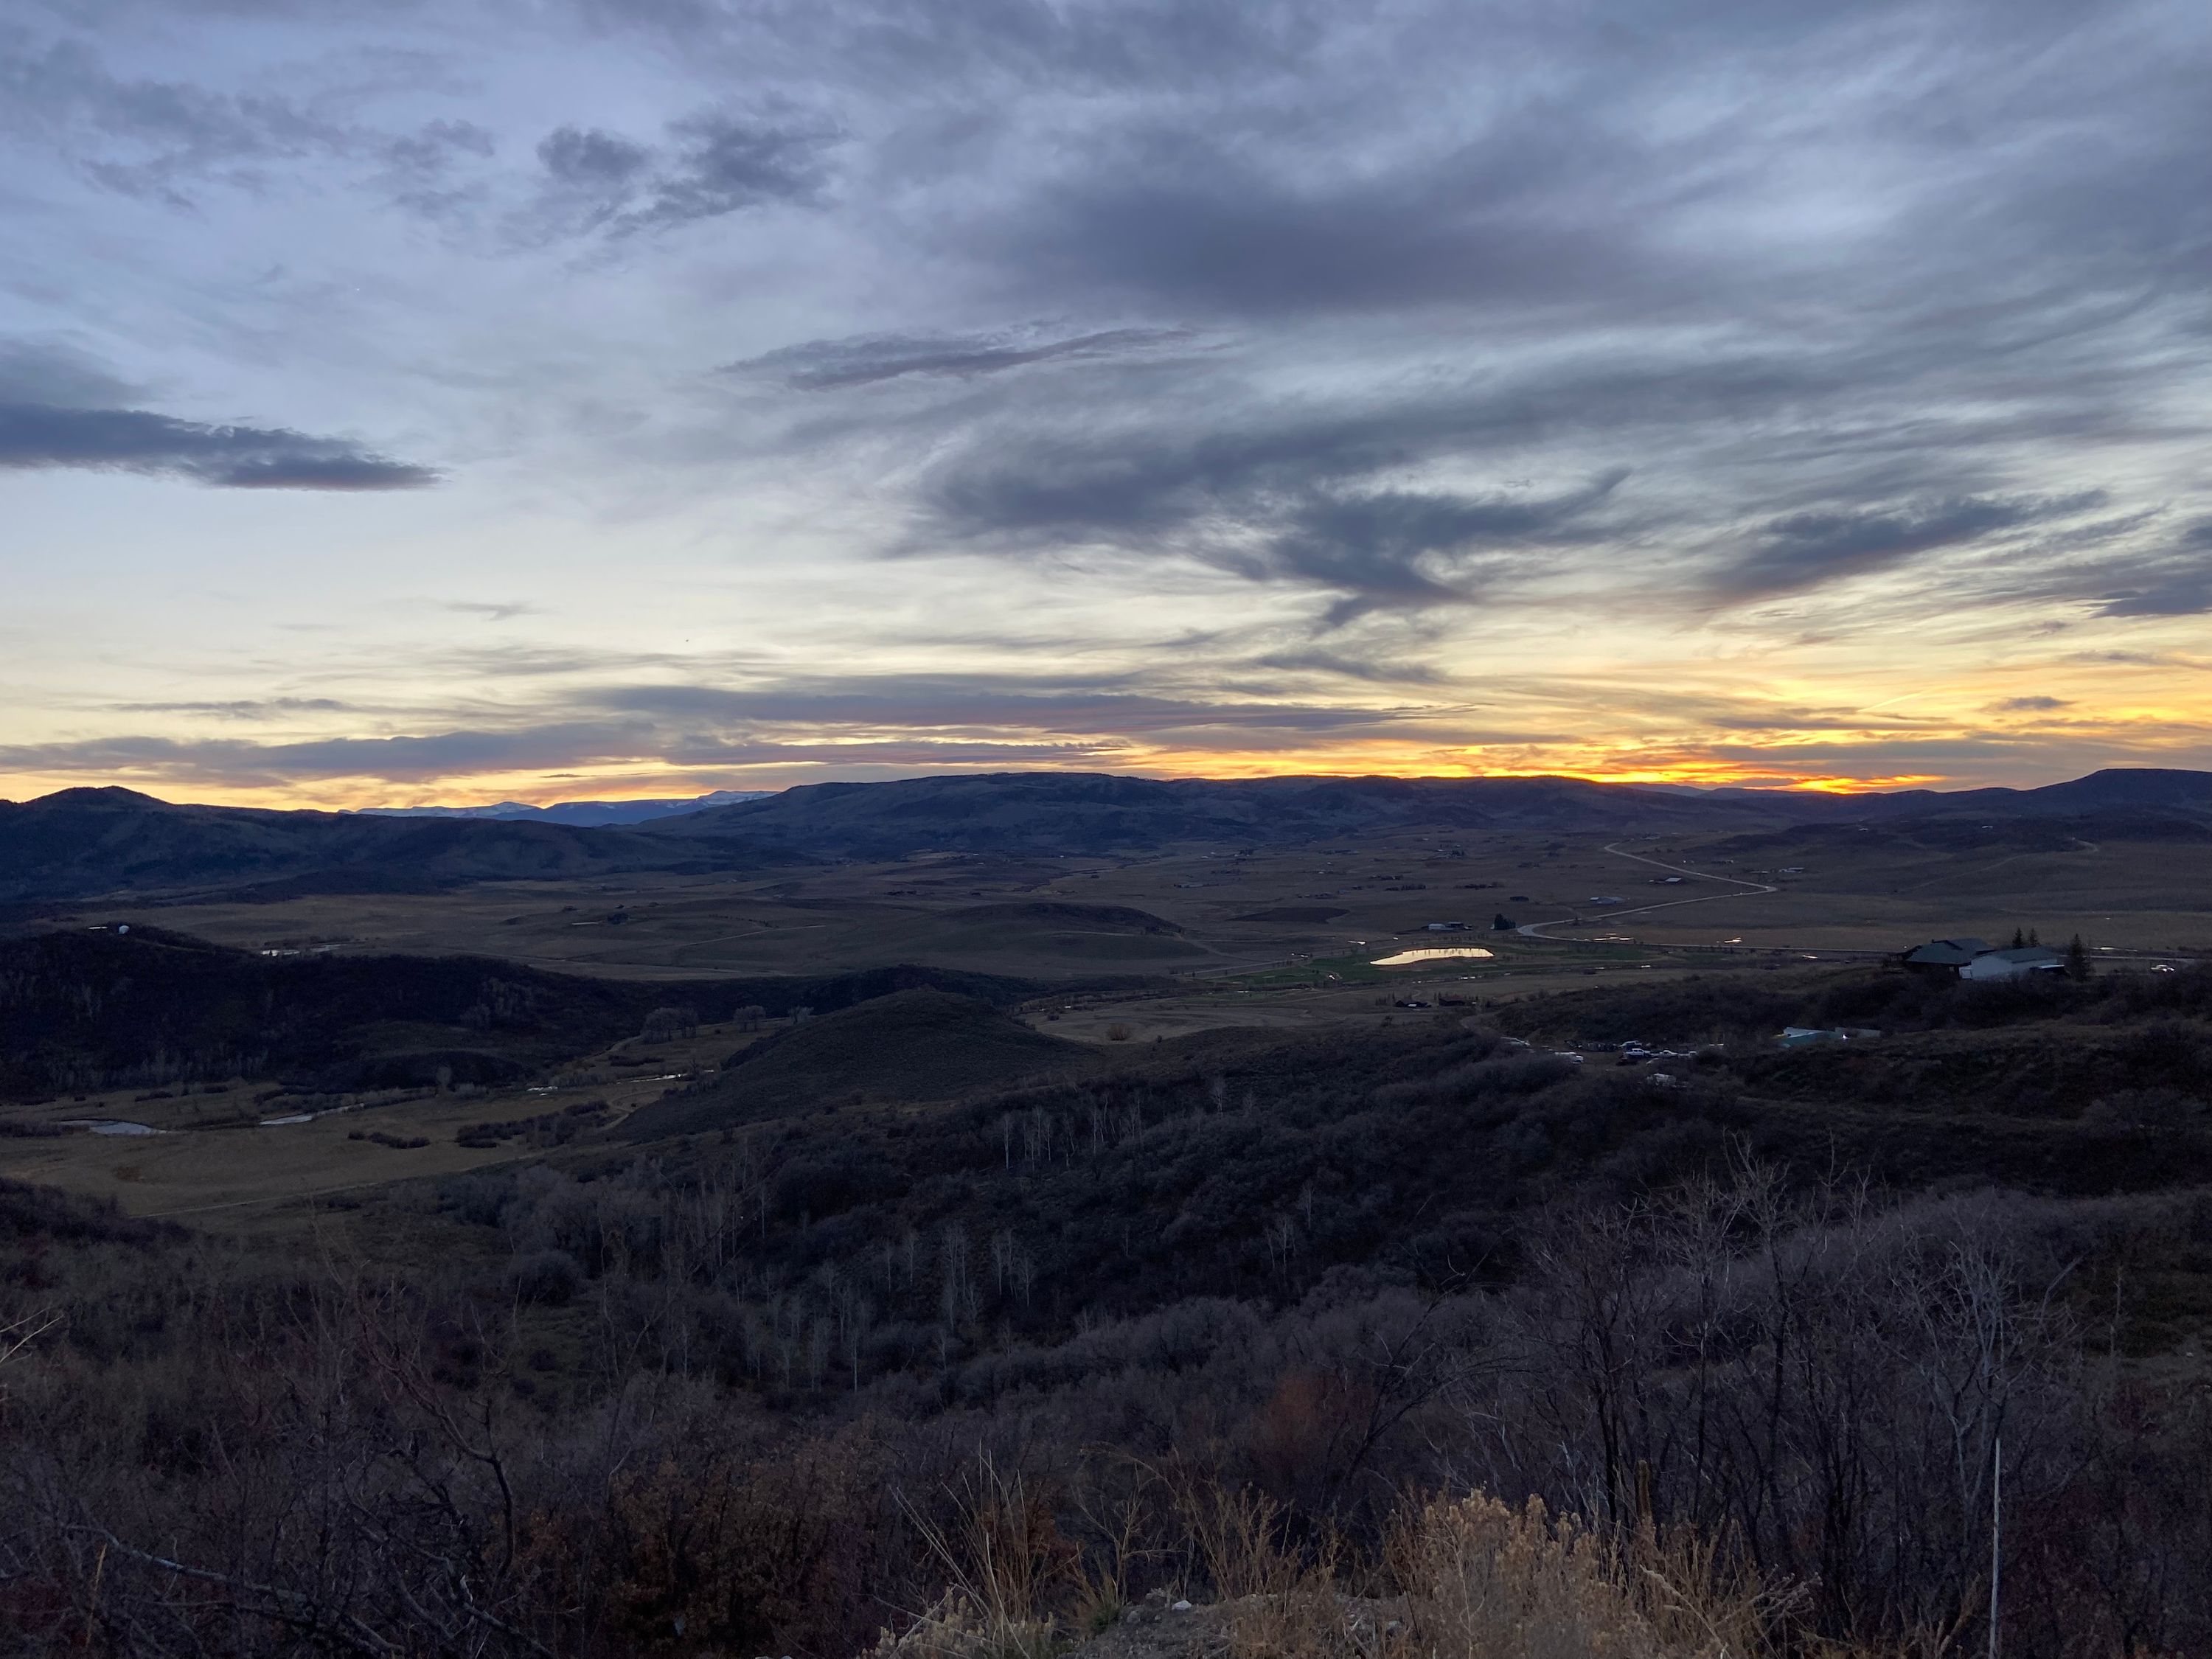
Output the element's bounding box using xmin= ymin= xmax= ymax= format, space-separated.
xmin=1902 ymin=937 xmax=1990 ymax=973
xmin=1961 ymin=945 xmax=2068 ymax=981
xmin=1902 ymin=936 xmax=2067 ymax=979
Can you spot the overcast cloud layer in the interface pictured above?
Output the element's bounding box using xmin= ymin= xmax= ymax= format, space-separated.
xmin=1 ymin=0 xmax=2208 ymax=805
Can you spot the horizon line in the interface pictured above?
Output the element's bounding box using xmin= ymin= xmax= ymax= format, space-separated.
xmin=8 ymin=761 xmax=2197 ymax=815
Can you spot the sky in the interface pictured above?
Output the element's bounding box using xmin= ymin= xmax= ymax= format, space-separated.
xmin=1 ymin=0 xmax=2208 ymax=809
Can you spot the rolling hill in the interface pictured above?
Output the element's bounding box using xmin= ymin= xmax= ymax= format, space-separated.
xmin=622 ymin=987 xmax=1096 ymax=1137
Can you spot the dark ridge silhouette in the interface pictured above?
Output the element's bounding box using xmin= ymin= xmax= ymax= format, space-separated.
xmin=357 ymin=787 xmax=771 ymax=826
xmin=7 ymin=768 xmax=2211 ymax=904
xmin=647 ymin=766 xmax=2212 ymax=857
xmin=644 ymin=771 xmax=1806 ymax=855
xmin=0 ymin=785 xmax=781 ymax=906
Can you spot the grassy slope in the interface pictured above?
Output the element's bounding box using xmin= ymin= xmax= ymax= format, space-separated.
xmin=622 ymin=988 xmax=1099 ymax=1135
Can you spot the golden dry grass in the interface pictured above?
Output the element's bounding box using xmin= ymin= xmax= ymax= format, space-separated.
xmin=0 ymin=1022 xmax=754 ymax=1217
xmin=868 ymin=1449 xmax=1841 ymax=1659
xmin=1389 ymin=1493 xmax=1786 ymax=1659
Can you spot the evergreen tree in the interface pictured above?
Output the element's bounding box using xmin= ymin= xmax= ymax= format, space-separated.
xmin=2067 ymin=933 xmax=2090 ymax=980
xmin=2011 ymin=927 xmax=2025 ymax=949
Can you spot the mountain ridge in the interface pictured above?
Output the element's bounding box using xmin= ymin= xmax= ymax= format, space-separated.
xmin=0 ymin=787 xmax=767 ymax=907
xmin=641 ymin=766 xmax=2212 ymax=855
xmin=353 ymin=787 xmax=776 ymax=827
xmin=7 ymin=767 xmax=2209 ymax=906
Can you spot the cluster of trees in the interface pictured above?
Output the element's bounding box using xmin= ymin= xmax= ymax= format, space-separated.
xmin=1 ymin=1161 xmax=2205 ymax=1655
xmin=0 ymin=928 xmax=1069 ymax=1102
xmin=2 ymin=963 xmax=2211 ymax=1655
xmin=1500 ymin=957 xmax=2212 ymax=1049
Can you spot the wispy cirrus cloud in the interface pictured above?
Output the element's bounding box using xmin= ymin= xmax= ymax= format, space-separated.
xmin=0 ymin=24 xmax=493 ymax=210
xmin=106 ymin=698 xmax=353 ymax=720
xmin=729 ymin=325 xmax=1194 ymax=389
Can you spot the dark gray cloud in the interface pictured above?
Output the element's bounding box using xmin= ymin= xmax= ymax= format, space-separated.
xmin=521 ymin=107 xmax=839 ymax=238
xmin=732 ymin=326 xmax=1193 ymax=389
xmin=913 ymin=372 xmax=1644 ymax=620
xmin=922 ymin=394 xmax=1521 ymax=543
xmin=0 ymin=337 xmax=142 ymax=407
xmin=2096 ymin=520 xmax=2212 ymax=618
xmin=577 ymin=0 xmax=1335 ymax=93
xmin=537 ymin=125 xmax=650 ymax=187
xmin=1885 ymin=509 xmax=2212 ymax=624
xmin=1250 ymin=648 xmax=1446 ymax=686
xmin=1253 ymin=476 xmax=1628 ymax=622
xmin=581 ymin=676 xmax=1408 ymax=737
xmin=626 ymin=110 xmax=839 ymax=227
xmin=0 ymin=397 xmax=438 ymax=490
xmin=0 ymin=726 xmax=641 ymax=786
xmin=0 ymin=666 xmax=1436 ymax=785
xmin=1994 ymin=696 xmax=2070 ymax=713
xmin=880 ymin=293 xmax=2208 ymax=627
xmin=377 ymin=116 xmax=496 ymax=216
xmin=1714 ymin=495 xmax=2104 ymax=601
xmin=981 ymin=123 xmax=1684 ymax=321
xmin=723 ymin=0 xmax=2202 ymax=644
xmin=929 ymin=0 xmax=2209 ymax=336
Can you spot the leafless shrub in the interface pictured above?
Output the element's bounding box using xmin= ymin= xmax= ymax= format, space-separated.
xmin=888 ymin=1453 xmax=1073 ymax=1659
xmin=1393 ymin=1491 xmax=1787 ymax=1659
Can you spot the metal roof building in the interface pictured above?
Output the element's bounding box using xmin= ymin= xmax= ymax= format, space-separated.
xmin=1902 ymin=937 xmax=1992 ymax=970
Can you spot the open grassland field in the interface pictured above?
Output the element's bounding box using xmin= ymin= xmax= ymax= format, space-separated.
xmin=55 ymin=828 xmax=2209 ymax=978
xmin=1607 ymin=827 xmax=2212 ymax=956
xmin=0 ymin=1013 xmax=759 ymax=1218
xmin=47 ymin=835 xmax=1696 ymax=973
xmin=5 ymin=821 xmax=2206 ymax=1227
